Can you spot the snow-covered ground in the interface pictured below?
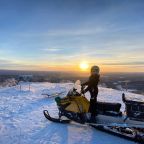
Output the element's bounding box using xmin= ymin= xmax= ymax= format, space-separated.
xmin=0 ymin=82 xmax=143 ymax=144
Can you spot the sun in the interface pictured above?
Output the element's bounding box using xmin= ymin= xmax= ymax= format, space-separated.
xmin=80 ymin=62 xmax=89 ymax=71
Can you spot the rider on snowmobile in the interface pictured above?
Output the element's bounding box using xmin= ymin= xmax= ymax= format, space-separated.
xmin=81 ymin=65 xmax=100 ymax=122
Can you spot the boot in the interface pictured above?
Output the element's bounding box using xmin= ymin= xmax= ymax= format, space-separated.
xmin=89 ymin=115 xmax=97 ymax=123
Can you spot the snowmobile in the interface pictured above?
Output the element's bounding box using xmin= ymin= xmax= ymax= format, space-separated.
xmin=43 ymin=81 xmax=144 ymax=143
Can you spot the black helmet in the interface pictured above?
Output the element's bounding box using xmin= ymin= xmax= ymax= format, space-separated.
xmin=91 ymin=65 xmax=100 ymax=74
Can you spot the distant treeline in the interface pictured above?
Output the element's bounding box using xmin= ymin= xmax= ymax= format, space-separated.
xmin=0 ymin=70 xmax=144 ymax=95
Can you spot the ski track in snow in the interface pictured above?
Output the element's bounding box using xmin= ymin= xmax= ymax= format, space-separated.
xmin=0 ymin=82 xmax=142 ymax=144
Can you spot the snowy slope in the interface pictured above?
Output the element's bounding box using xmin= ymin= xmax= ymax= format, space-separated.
xmin=0 ymin=82 xmax=143 ymax=144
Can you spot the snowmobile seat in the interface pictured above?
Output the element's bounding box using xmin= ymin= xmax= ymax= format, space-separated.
xmin=97 ymin=102 xmax=121 ymax=113
xmin=96 ymin=102 xmax=122 ymax=116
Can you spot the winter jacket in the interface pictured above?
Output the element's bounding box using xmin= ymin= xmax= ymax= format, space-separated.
xmin=82 ymin=74 xmax=100 ymax=94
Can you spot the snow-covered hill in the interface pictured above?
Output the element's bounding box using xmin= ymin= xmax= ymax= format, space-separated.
xmin=0 ymin=82 xmax=143 ymax=144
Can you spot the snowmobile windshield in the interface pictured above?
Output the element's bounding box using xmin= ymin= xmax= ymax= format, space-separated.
xmin=74 ymin=80 xmax=81 ymax=94
xmin=66 ymin=80 xmax=82 ymax=97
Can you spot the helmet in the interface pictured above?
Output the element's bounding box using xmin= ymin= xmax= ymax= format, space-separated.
xmin=91 ymin=65 xmax=100 ymax=74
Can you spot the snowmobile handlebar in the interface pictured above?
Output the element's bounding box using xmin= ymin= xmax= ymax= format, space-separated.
xmin=81 ymin=86 xmax=86 ymax=95
xmin=67 ymin=87 xmax=85 ymax=97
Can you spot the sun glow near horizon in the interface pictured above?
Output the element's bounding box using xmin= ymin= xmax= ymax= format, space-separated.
xmin=80 ymin=62 xmax=89 ymax=71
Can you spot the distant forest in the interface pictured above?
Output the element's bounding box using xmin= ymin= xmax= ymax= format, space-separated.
xmin=0 ymin=70 xmax=144 ymax=95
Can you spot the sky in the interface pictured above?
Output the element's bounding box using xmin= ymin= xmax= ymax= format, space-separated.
xmin=0 ymin=0 xmax=144 ymax=73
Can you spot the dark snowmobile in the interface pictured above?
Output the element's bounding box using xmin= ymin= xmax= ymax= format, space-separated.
xmin=43 ymin=82 xmax=144 ymax=143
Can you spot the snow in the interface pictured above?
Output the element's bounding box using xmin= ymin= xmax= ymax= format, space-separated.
xmin=42 ymin=85 xmax=67 ymax=97
xmin=0 ymin=82 xmax=143 ymax=144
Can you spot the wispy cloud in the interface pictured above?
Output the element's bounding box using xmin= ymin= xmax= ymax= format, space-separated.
xmin=0 ymin=59 xmax=11 ymax=65
xmin=0 ymin=59 xmax=39 ymax=69
xmin=42 ymin=48 xmax=62 ymax=52
xmin=47 ymin=27 xmax=105 ymax=37
xmin=102 ymin=61 xmax=144 ymax=65
xmin=11 ymin=26 xmax=106 ymax=38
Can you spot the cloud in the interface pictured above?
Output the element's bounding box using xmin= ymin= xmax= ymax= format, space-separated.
xmin=47 ymin=27 xmax=105 ymax=37
xmin=102 ymin=61 xmax=144 ymax=65
xmin=0 ymin=59 xmax=13 ymax=66
xmin=42 ymin=48 xmax=62 ymax=52
xmin=0 ymin=59 xmax=38 ymax=69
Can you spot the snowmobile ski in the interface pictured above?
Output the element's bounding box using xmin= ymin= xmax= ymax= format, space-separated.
xmin=43 ymin=110 xmax=70 ymax=123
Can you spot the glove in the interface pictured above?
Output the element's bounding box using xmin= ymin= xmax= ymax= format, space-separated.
xmin=81 ymin=89 xmax=85 ymax=94
xmin=81 ymin=85 xmax=86 ymax=94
